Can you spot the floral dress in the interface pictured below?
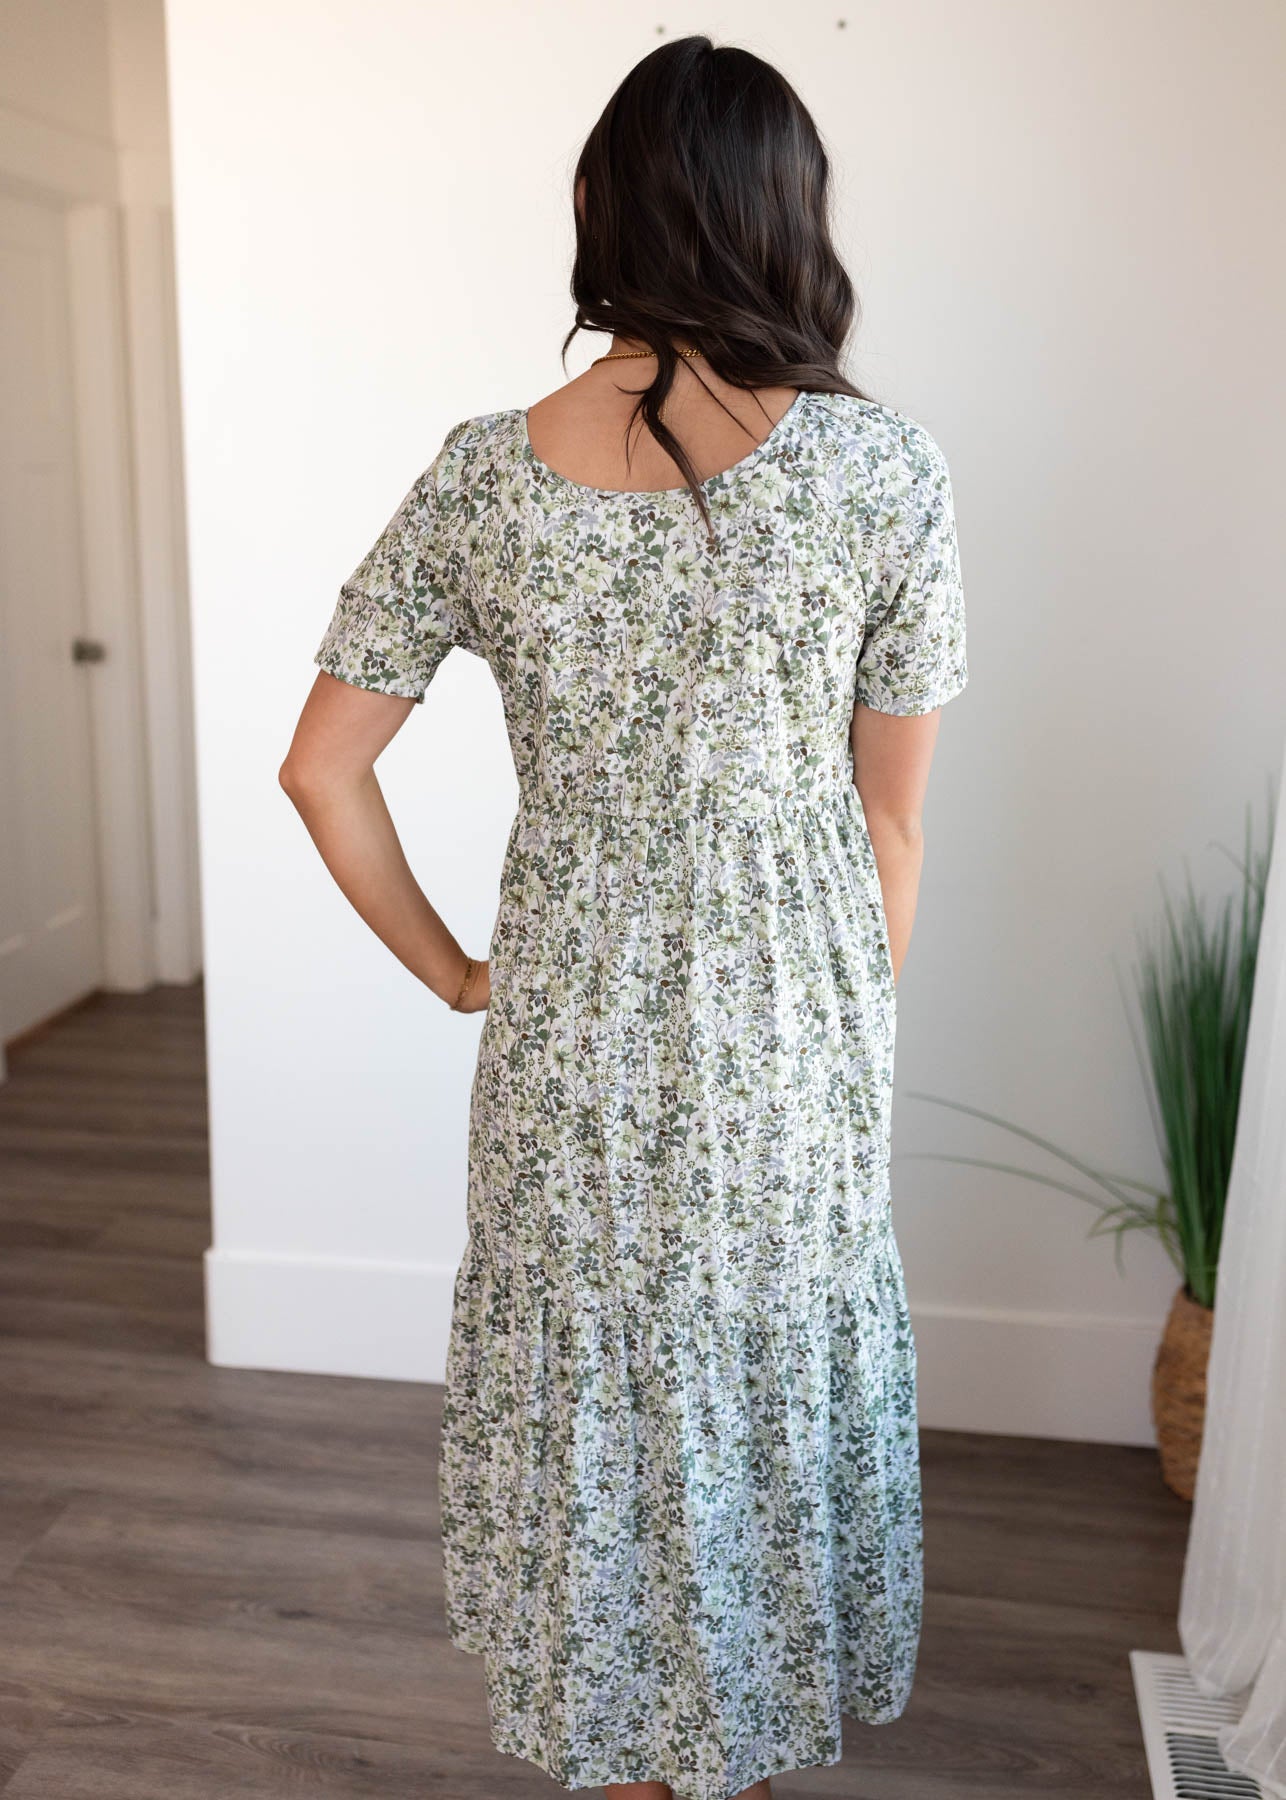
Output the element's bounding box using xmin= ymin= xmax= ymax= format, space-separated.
xmin=313 ymin=387 xmax=968 ymax=1800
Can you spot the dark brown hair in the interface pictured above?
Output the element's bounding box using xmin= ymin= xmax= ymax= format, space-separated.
xmin=566 ymin=34 xmax=871 ymax=536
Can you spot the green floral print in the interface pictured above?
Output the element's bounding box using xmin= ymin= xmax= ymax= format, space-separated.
xmin=314 ymin=388 xmax=968 ymax=1800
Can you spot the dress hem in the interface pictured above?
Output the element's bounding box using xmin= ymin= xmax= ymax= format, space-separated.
xmin=445 ymin=1623 xmax=911 ymax=1800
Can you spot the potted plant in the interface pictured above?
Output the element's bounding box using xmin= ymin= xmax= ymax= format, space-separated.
xmin=905 ymin=786 xmax=1276 ymax=1500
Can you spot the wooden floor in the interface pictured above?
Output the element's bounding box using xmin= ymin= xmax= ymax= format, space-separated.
xmin=0 ymin=983 xmax=1185 ymax=1798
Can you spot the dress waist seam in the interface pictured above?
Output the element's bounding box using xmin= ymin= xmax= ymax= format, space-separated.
xmin=515 ymin=773 xmax=860 ymax=820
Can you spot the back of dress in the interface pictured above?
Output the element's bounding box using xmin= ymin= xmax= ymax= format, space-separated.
xmin=314 ymin=385 xmax=968 ymax=1800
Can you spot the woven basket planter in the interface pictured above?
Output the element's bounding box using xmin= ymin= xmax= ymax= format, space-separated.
xmin=1151 ymin=1284 xmax=1215 ymax=1500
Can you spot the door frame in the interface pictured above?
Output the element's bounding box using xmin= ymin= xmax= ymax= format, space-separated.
xmin=0 ymin=103 xmax=201 ymax=1063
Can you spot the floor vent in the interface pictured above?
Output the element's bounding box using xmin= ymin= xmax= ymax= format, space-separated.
xmin=1131 ymin=1650 xmax=1262 ymax=1799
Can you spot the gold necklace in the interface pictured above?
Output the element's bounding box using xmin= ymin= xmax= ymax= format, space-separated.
xmin=592 ymin=347 xmax=703 ymax=362
xmin=590 ymin=347 xmax=703 ymax=423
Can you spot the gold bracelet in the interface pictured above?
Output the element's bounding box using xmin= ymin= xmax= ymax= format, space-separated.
xmin=450 ymin=954 xmax=478 ymax=1012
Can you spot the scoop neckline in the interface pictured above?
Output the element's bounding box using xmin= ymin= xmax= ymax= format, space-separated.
xmin=518 ymin=386 xmax=810 ymax=500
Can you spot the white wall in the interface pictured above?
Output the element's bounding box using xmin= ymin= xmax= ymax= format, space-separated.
xmin=167 ymin=0 xmax=1286 ymax=1440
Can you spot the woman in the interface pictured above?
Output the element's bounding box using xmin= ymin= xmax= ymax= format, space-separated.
xmin=281 ymin=34 xmax=967 ymax=1800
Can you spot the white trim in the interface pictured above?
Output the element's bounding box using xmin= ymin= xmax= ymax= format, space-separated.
xmin=204 ymin=1248 xmax=458 ymax=1383
xmin=914 ymin=1297 xmax=1162 ymax=1446
xmin=121 ymin=202 xmax=202 ymax=982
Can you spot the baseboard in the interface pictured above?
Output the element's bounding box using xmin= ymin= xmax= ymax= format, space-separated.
xmin=204 ymin=1246 xmax=459 ymax=1383
xmin=914 ymin=1300 xmax=1160 ymax=1446
xmin=205 ymin=1247 xmax=1163 ymax=1444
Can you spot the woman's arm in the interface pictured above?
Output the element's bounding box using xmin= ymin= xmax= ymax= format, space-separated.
xmin=849 ymin=702 xmax=944 ymax=984
xmin=278 ymin=670 xmax=490 ymax=1013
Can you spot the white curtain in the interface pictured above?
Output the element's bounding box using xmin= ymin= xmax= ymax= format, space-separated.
xmin=1178 ymin=733 xmax=1286 ymax=1797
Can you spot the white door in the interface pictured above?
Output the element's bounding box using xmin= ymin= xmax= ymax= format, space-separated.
xmin=0 ymin=190 xmax=104 ymax=1044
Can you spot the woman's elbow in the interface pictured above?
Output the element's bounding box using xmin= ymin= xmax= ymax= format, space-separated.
xmin=278 ymin=752 xmax=320 ymax=803
xmin=865 ymin=808 xmax=925 ymax=850
xmin=279 ymin=745 xmax=372 ymax=809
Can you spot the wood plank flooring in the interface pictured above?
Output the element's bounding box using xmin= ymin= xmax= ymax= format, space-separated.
xmin=0 ymin=984 xmax=1186 ymax=1797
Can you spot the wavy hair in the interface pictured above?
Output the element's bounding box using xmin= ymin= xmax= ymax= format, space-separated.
xmin=565 ymin=34 xmax=872 ymax=536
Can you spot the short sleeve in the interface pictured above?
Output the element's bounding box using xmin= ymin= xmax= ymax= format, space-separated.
xmin=854 ymin=430 xmax=969 ymax=716
xmin=313 ymin=419 xmax=479 ymax=703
